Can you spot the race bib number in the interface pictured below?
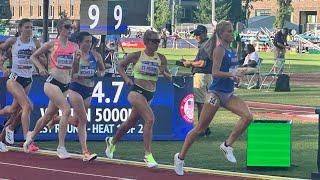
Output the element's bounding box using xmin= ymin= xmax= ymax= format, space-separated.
xmin=79 ymin=65 xmax=95 ymax=77
xmin=139 ymin=61 xmax=159 ymax=76
xmin=57 ymin=55 xmax=74 ymax=69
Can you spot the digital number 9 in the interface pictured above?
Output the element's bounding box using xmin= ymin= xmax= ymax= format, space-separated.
xmin=88 ymin=5 xmax=100 ymax=29
xmin=114 ymin=5 xmax=122 ymax=30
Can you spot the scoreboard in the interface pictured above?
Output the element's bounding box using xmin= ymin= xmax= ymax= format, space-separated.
xmin=80 ymin=0 xmax=150 ymax=35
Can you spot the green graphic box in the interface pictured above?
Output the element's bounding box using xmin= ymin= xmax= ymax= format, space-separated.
xmin=247 ymin=120 xmax=292 ymax=167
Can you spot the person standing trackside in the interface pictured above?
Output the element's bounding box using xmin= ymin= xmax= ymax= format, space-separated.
xmin=160 ymin=28 xmax=168 ymax=48
xmin=273 ymin=28 xmax=288 ymax=73
xmin=182 ymin=25 xmax=212 ymax=136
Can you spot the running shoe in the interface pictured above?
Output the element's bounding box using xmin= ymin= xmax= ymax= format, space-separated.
xmin=28 ymin=143 xmax=40 ymax=152
xmin=5 ymin=126 xmax=14 ymax=145
xmin=105 ymin=137 xmax=116 ymax=159
xmin=0 ymin=142 xmax=8 ymax=152
xmin=23 ymin=131 xmax=33 ymax=153
xmin=174 ymin=153 xmax=184 ymax=176
xmin=144 ymin=153 xmax=158 ymax=168
xmin=57 ymin=146 xmax=71 ymax=159
xmin=219 ymin=142 xmax=237 ymax=163
xmin=83 ymin=150 xmax=98 ymax=162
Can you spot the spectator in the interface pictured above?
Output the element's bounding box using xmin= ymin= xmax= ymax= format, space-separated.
xmin=69 ymin=20 xmax=80 ymax=43
xmin=160 ymin=28 xmax=168 ymax=48
xmin=172 ymin=30 xmax=180 ymax=49
xmin=182 ymin=25 xmax=212 ymax=136
xmin=273 ymin=28 xmax=288 ymax=73
xmin=238 ymin=44 xmax=260 ymax=74
xmin=136 ymin=31 xmax=143 ymax=38
xmin=104 ymin=34 xmax=126 ymax=76
xmin=184 ymin=31 xmax=190 ymax=39
xmin=105 ymin=34 xmax=125 ymax=54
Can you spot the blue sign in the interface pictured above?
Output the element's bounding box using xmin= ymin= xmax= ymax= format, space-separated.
xmin=2 ymin=76 xmax=194 ymax=141
xmin=0 ymin=78 xmax=6 ymax=126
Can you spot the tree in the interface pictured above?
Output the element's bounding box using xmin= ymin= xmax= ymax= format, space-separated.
xmin=0 ymin=19 xmax=9 ymax=27
xmin=274 ymin=0 xmax=293 ymax=28
xmin=243 ymin=0 xmax=262 ymax=26
xmin=152 ymin=0 xmax=171 ymax=31
xmin=174 ymin=3 xmax=183 ymax=25
xmin=193 ymin=0 xmax=212 ymax=24
xmin=215 ymin=1 xmax=232 ymax=22
xmin=193 ymin=0 xmax=252 ymax=24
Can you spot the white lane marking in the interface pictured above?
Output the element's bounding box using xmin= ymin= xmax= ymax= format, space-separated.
xmin=0 ymin=161 xmax=135 ymax=180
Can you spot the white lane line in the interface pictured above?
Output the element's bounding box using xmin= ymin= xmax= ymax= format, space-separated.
xmin=250 ymin=107 xmax=315 ymax=114
xmin=0 ymin=161 xmax=135 ymax=180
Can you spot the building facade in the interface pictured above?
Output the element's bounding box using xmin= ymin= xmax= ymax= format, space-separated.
xmin=250 ymin=0 xmax=320 ymax=32
xmin=0 ymin=0 xmax=80 ymax=20
xmin=1 ymin=0 xmax=198 ymax=22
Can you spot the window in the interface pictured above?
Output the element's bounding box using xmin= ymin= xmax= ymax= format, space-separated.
xmin=38 ymin=0 xmax=42 ymax=17
xmin=19 ymin=0 xmax=22 ymax=17
xmin=70 ymin=5 xmax=74 ymax=16
xmin=49 ymin=0 xmax=54 ymax=17
xmin=30 ymin=5 xmax=33 ymax=16
xmin=12 ymin=6 xmax=14 ymax=16
xmin=58 ymin=0 xmax=62 ymax=15
xmin=180 ymin=8 xmax=185 ymax=18
xmin=307 ymin=15 xmax=317 ymax=23
xmin=50 ymin=5 xmax=54 ymax=17
xmin=30 ymin=0 xmax=34 ymax=16
xmin=70 ymin=0 xmax=75 ymax=16
xmin=255 ymin=9 xmax=271 ymax=16
xmin=19 ymin=6 xmax=22 ymax=17
xmin=38 ymin=5 xmax=42 ymax=16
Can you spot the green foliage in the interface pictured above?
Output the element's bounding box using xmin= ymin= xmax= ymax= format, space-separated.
xmin=0 ymin=19 xmax=9 ymax=26
xmin=215 ymin=0 xmax=232 ymax=22
xmin=193 ymin=0 xmax=248 ymax=24
xmin=153 ymin=0 xmax=171 ymax=31
xmin=193 ymin=0 xmax=212 ymax=24
xmin=174 ymin=3 xmax=183 ymax=24
xmin=274 ymin=0 xmax=293 ymax=28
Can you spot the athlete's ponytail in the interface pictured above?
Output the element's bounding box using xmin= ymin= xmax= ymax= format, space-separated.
xmin=202 ymin=20 xmax=233 ymax=60
xmin=202 ymin=30 xmax=217 ymax=61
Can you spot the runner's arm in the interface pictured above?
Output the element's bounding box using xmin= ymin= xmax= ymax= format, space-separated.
xmin=159 ymin=53 xmax=172 ymax=81
xmin=31 ymin=41 xmax=54 ymax=75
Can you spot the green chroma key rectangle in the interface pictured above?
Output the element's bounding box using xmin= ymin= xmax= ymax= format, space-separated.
xmin=247 ymin=120 xmax=292 ymax=167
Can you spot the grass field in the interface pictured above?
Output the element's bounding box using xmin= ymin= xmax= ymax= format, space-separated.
xmin=121 ymin=48 xmax=320 ymax=74
xmin=36 ymin=49 xmax=320 ymax=179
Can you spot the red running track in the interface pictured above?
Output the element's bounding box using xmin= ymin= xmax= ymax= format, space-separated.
xmin=0 ymin=151 xmax=252 ymax=180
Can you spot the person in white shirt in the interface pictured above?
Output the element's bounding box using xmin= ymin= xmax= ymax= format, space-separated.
xmin=238 ymin=44 xmax=260 ymax=74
